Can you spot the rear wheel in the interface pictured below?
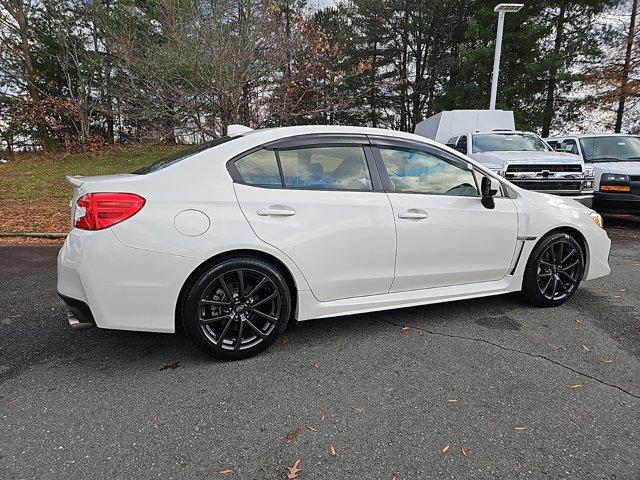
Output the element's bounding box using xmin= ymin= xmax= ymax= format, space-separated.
xmin=182 ymin=257 xmax=291 ymax=360
xmin=522 ymin=232 xmax=584 ymax=307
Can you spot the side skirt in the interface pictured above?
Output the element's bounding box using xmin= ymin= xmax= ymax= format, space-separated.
xmin=297 ymin=275 xmax=523 ymax=321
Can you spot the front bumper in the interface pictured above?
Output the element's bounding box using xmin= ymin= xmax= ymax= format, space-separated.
xmin=564 ymin=194 xmax=593 ymax=208
xmin=594 ymin=191 xmax=640 ymax=214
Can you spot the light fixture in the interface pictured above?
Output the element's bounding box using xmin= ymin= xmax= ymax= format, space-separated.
xmin=494 ymin=3 xmax=524 ymax=13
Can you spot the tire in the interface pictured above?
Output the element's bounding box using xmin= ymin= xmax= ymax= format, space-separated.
xmin=181 ymin=257 xmax=291 ymax=360
xmin=522 ymin=232 xmax=585 ymax=307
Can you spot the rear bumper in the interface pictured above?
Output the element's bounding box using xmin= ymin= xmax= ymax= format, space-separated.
xmin=594 ymin=191 xmax=640 ymax=214
xmin=57 ymin=229 xmax=201 ymax=333
xmin=58 ymin=293 xmax=96 ymax=330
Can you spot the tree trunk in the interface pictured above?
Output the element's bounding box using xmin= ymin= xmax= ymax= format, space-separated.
xmin=542 ymin=5 xmax=566 ymax=138
xmin=14 ymin=2 xmax=52 ymax=151
xmin=615 ymin=0 xmax=638 ymax=133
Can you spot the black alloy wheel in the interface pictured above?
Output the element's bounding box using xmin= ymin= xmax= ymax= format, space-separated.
xmin=182 ymin=257 xmax=291 ymax=360
xmin=522 ymin=232 xmax=584 ymax=307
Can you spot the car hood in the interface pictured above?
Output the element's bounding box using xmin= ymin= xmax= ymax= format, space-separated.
xmin=593 ymin=161 xmax=640 ymax=174
xmin=471 ymin=151 xmax=582 ymax=170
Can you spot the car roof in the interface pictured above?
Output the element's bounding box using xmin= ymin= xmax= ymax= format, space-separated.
xmin=546 ymin=133 xmax=639 ymax=140
xmin=208 ymin=124 xmax=448 ymax=154
xmin=469 ymin=131 xmax=541 ymax=136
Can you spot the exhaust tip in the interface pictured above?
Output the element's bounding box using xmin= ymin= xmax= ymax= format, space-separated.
xmin=67 ymin=312 xmax=95 ymax=331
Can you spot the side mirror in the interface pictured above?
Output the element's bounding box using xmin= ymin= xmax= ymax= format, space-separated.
xmin=481 ymin=176 xmax=498 ymax=209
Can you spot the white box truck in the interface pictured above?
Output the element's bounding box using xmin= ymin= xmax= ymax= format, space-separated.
xmin=415 ymin=110 xmax=594 ymax=206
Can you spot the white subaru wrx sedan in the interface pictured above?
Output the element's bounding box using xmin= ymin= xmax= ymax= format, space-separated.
xmin=57 ymin=125 xmax=611 ymax=360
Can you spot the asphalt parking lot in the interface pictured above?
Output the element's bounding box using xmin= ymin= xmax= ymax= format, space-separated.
xmin=1 ymin=218 xmax=639 ymax=480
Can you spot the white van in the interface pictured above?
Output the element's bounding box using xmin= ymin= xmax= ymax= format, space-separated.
xmin=546 ymin=134 xmax=640 ymax=214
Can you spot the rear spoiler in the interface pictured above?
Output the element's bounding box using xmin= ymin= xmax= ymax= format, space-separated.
xmin=66 ymin=175 xmax=84 ymax=187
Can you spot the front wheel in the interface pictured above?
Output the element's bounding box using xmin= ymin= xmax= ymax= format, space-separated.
xmin=182 ymin=257 xmax=291 ymax=360
xmin=522 ymin=233 xmax=585 ymax=307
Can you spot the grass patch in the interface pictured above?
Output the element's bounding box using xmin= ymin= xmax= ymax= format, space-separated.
xmin=0 ymin=145 xmax=183 ymax=202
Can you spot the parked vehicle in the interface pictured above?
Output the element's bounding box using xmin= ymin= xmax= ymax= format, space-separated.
xmin=58 ymin=125 xmax=611 ymax=360
xmin=415 ymin=110 xmax=595 ymax=206
xmin=545 ymin=134 xmax=640 ymax=215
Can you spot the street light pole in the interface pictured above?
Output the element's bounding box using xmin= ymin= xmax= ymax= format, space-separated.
xmin=489 ymin=3 xmax=524 ymax=110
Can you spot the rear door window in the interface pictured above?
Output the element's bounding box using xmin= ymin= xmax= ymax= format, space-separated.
xmin=235 ymin=150 xmax=282 ymax=187
xmin=278 ymin=146 xmax=373 ymax=191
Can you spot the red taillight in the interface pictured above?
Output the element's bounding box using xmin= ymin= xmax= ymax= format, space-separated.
xmin=74 ymin=193 xmax=146 ymax=230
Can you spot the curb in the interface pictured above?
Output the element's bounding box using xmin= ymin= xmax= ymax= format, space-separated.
xmin=0 ymin=232 xmax=68 ymax=239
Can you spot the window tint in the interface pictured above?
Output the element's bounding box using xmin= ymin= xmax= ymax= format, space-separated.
xmin=579 ymin=136 xmax=640 ymax=162
xmin=279 ymin=146 xmax=372 ymax=191
xmin=235 ymin=150 xmax=281 ymax=186
xmin=455 ymin=135 xmax=468 ymax=154
xmin=134 ymin=137 xmax=235 ymax=174
xmin=472 ymin=133 xmax=550 ymax=153
xmin=379 ymin=148 xmax=479 ymax=196
xmin=561 ymin=139 xmax=578 ymax=155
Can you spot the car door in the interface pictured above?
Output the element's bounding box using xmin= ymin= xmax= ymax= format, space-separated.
xmin=231 ymin=136 xmax=396 ymax=302
xmin=370 ymin=138 xmax=519 ymax=292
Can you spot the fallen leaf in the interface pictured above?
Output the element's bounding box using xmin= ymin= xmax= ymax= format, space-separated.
xmin=460 ymin=446 xmax=468 ymax=457
xmin=601 ymin=358 xmax=613 ymax=363
xmin=581 ymin=345 xmax=590 ymax=352
xmin=352 ymin=406 xmax=363 ymax=413
xmin=287 ymin=459 xmax=302 ymax=479
xmin=284 ymin=427 xmax=301 ymax=444
xmin=336 ymin=340 xmax=345 ymax=347
xmin=569 ymin=384 xmax=582 ymax=389
xmin=442 ymin=444 xmax=450 ymax=453
xmin=282 ymin=339 xmax=289 ymax=346
xmin=329 ymin=445 xmax=336 ymax=456
xmin=218 ymin=469 xmax=233 ymax=475
xmin=313 ymin=363 xmax=320 ymax=369
xmin=307 ymin=426 xmax=318 ymax=432
xmin=576 ymin=319 xmax=582 ymax=324
xmin=447 ymin=399 xmax=457 ymax=403
xmin=391 ymin=475 xmax=397 ymax=480
xmin=320 ymin=414 xmax=325 ymax=421
xmin=514 ymin=426 xmax=526 ymax=431
xmin=160 ymin=361 xmax=180 ymax=371
xmin=401 ymin=326 xmax=409 ymax=334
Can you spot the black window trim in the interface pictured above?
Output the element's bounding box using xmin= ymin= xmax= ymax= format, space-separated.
xmin=225 ymin=135 xmax=384 ymax=192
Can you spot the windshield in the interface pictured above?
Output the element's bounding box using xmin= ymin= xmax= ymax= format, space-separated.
xmin=133 ymin=136 xmax=235 ymax=174
xmin=579 ymin=136 xmax=640 ymax=162
xmin=472 ymin=133 xmax=550 ymax=153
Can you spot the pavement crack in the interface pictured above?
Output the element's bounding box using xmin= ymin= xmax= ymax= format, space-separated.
xmin=373 ymin=315 xmax=640 ymax=400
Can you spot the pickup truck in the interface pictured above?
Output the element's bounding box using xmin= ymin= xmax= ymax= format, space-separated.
xmin=546 ymin=134 xmax=640 ymax=214
xmin=415 ymin=110 xmax=595 ymax=206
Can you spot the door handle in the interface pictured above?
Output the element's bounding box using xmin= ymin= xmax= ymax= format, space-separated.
xmin=256 ymin=207 xmax=296 ymax=217
xmin=398 ymin=210 xmax=428 ymax=219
